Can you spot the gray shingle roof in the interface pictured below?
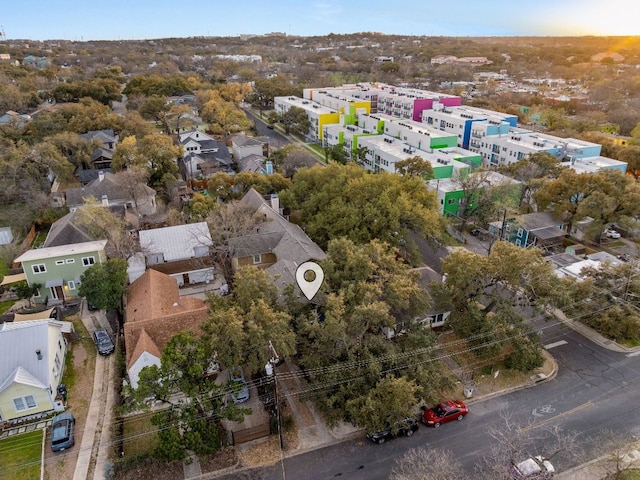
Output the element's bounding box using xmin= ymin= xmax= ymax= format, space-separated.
xmin=234 ymin=187 xmax=327 ymax=268
xmin=65 ymin=171 xmax=156 ymax=207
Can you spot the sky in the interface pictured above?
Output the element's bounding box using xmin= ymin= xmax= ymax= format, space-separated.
xmin=2 ymin=0 xmax=639 ymax=41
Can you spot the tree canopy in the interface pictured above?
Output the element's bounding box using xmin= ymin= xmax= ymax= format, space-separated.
xmin=280 ymin=163 xmax=442 ymax=263
xmin=78 ymin=258 xmax=128 ymax=312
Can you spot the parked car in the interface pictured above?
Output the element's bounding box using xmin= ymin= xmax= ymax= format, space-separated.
xmin=50 ymin=412 xmax=75 ymax=452
xmin=366 ymin=417 xmax=419 ymax=444
xmin=228 ymin=366 xmax=250 ymax=404
xmin=422 ymin=399 xmax=468 ymax=427
xmin=92 ymin=328 xmax=115 ymax=355
xmin=604 ymin=229 xmax=621 ymax=239
xmin=512 ymin=455 xmax=555 ymax=479
xmin=470 ymin=228 xmax=481 ymax=236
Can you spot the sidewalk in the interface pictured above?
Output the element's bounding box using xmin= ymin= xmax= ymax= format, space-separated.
xmin=557 ymin=443 xmax=640 ymax=480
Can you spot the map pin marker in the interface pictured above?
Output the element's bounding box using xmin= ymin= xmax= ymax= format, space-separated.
xmin=296 ymin=261 xmax=324 ymax=300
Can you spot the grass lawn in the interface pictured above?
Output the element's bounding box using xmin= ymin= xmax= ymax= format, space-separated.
xmin=619 ymin=469 xmax=640 ymax=479
xmin=0 ymin=429 xmax=43 ymax=480
xmin=122 ymin=414 xmax=159 ymax=457
xmin=0 ymin=299 xmax=17 ymax=314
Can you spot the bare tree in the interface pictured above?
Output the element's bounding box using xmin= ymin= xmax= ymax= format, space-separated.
xmin=475 ymin=410 xmax=585 ymax=480
xmin=390 ymin=447 xmax=469 ymax=480
xmin=205 ymin=201 xmax=265 ymax=283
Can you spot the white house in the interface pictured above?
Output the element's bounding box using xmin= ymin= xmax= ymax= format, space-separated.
xmin=136 ymin=222 xmax=216 ymax=286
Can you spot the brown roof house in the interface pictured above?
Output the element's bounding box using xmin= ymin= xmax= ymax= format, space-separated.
xmin=229 ymin=188 xmax=327 ymax=301
xmin=124 ymin=269 xmax=208 ymax=389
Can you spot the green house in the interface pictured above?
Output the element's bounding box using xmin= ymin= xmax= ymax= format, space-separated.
xmin=14 ymin=240 xmax=108 ymax=306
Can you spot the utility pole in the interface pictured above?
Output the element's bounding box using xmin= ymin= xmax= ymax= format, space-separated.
xmin=266 ymin=342 xmax=286 ymax=479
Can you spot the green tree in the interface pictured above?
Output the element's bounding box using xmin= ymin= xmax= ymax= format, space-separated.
xmin=395 ymin=155 xmax=434 ymax=180
xmin=134 ymin=134 xmax=182 ymax=193
xmin=326 ymin=143 xmax=348 ymax=164
xmin=346 ymin=376 xmax=420 ymax=434
xmin=279 ymin=106 xmax=311 ymax=137
xmin=534 ymin=169 xmax=640 ymax=239
xmin=432 ymin=242 xmax=570 ymax=362
xmin=78 ymin=259 xmax=128 ymax=312
xmin=183 ymin=192 xmax=217 ymax=222
xmin=126 ymin=332 xmax=237 ymax=462
xmin=14 ymin=281 xmax=42 ymax=308
xmin=202 ymin=267 xmax=296 ymax=374
xmin=280 ymin=163 xmax=442 ymax=261
xmin=500 ymin=152 xmax=563 ymax=209
xmin=294 ymin=238 xmax=452 ymax=425
xmin=248 ymin=76 xmax=299 ymax=115
xmin=139 ymin=95 xmax=171 ymax=133
xmin=619 ymin=146 xmax=640 ymax=179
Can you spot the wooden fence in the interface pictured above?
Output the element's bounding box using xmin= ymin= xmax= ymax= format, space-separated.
xmin=231 ymin=421 xmax=271 ymax=445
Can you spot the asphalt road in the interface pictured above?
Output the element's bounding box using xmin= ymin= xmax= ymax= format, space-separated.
xmin=243 ymin=106 xmax=290 ymax=150
xmin=219 ymin=322 xmax=640 ymax=480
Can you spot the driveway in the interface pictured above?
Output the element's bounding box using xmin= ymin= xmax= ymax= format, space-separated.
xmin=72 ymin=303 xmax=118 ymax=480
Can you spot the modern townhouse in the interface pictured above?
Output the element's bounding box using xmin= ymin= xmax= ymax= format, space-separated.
xmin=273 ymin=96 xmax=340 ymax=141
xmin=470 ymin=127 xmax=627 ymax=173
xmin=422 ymin=103 xmax=518 ymax=150
xmin=428 ymin=171 xmax=522 ymax=217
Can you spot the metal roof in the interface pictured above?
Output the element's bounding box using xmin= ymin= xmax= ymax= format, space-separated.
xmin=0 ymin=320 xmax=56 ymax=394
xmin=139 ymin=222 xmax=213 ymax=262
xmin=15 ymin=240 xmax=107 ymax=263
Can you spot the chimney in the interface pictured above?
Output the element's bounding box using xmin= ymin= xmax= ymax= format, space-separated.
xmin=98 ymin=170 xmax=105 ymax=182
xmin=36 ymin=349 xmax=43 ymax=360
xmin=265 ymin=160 xmax=274 ymax=175
xmin=270 ymin=193 xmax=279 ymax=212
xmin=101 ymin=194 xmax=109 ymax=207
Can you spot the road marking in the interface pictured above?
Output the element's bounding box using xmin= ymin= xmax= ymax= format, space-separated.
xmin=519 ymin=401 xmax=593 ymax=434
xmin=626 ymin=351 xmax=640 ymax=358
xmin=544 ymin=340 xmax=568 ymax=350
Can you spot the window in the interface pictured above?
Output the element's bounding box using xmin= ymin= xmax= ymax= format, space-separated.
xmin=517 ymin=228 xmax=524 ymax=237
xmin=447 ymin=198 xmax=456 ymax=205
xmin=82 ymin=256 xmax=96 ymax=267
xmin=67 ymin=280 xmax=76 ymax=290
xmin=252 ymin=254 xmax=262 ymax=264
xmin=55 ymin=260 xmax=64 ymax=265
xmin=65 ymin=259 xmax=75 ymax=264
xmin=13 ymin=395 xmax=37 ymax=412
xmin=32 ymin=264 xmax=46 ymax=274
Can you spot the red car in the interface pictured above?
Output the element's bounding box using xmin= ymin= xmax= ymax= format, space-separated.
xmin=422 ymin=400 xmax=468 ymax=427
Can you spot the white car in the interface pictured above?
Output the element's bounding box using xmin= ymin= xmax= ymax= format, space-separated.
xmin=512 ymin=456 xmax=554 ymax=479
xmin=604 ymin=229 xmax=621 ymax=239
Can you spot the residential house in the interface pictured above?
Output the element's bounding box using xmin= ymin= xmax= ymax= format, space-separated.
xmin=132 ymin=222 xmax=219 ymax=288
xmin=179 ymin=130 xmax=232 ymax=181
xmin=230 ymin=134 xmax=268 ymax=160
xmin=229 ymin=189 xmax=327 ymax=300
xmin=65 ymin=171 xmax=157 ymax=216
xmin=489 ymin=211 xmax=566 ymax=251
xmin=0 ymin=110 xmax=31 ymax=127
xmin=0 ymin=319 xmax=71 ymax=422
xmin=547 ymin=250 xmax=622 ymax=280
xmin=79 ymin=129 xmax=118 ymax=170
xmin=43 ymin=206 xmax=138 ymax=249
xmin=238 ymin=155 xmax=272 ymax=175
xmin=124 ymin=269 xmax=209 ymax=389
xmin=14 ymin=240 xmax=108 ymax=306
xmin=382 ymin=266 xmax=450 ymax=339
